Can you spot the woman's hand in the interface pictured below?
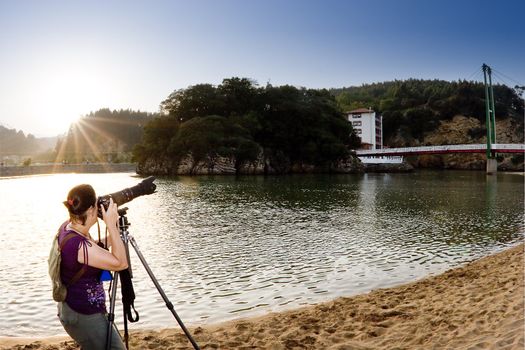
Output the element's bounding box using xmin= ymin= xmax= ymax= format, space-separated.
xmin=80 ymin=196 xmax=128 ymax=271
xmin=100 ymin=197 xmax=118 ymax=229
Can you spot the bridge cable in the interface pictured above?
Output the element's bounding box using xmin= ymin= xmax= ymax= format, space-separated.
xmin=466 ymin=66 xmax=483 ymax=82
xmin=490 ymin=73 xmax=506 ymax=87
xmin=492 ymin=71 xmax=524 ymax=94
xmin=491 ymin=68 xmax=523 ymax=87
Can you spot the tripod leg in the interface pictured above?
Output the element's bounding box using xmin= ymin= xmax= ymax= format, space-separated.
xmin=128 ymin=235 xmax=201 ymax=350
xmin=106 ymin=271 xmax=120 ymax=350
xmin=123 ymin=308 xmax=129 ymax=349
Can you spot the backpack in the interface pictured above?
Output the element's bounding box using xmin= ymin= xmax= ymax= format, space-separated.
xmin=48 ymin=231 xmax=86 ymax=302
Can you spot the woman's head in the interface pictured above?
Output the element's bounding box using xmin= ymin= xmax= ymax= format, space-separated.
xmin=64 ymin=184 xmax=97 ymax=225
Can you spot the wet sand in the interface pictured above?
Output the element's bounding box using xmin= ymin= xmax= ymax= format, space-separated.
xmin=1 ymin=243 xmax=523 ymax=349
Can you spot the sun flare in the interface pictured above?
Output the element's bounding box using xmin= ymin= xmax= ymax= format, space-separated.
xmin=29 ymin=63 xmax=111 ymax=135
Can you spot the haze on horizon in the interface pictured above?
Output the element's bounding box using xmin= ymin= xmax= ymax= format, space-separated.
xmin=0 ymin=0 xmax=523 ymax=137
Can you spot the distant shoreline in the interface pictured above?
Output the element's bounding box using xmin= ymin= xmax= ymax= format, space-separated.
xmin=2 ymin=163 xmax=520 ymax=178
xmin=0 ymin=163 xmax=136 ymax=177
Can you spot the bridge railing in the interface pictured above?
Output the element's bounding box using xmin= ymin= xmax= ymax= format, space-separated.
xmin=493 ymin=144 xmax=525 ymax=152
xmin=356 ymin=144 xmax=525 ymax=156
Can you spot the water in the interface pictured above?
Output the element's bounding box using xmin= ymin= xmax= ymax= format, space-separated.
xmin=0 ymin=171 xmax=523 ymax=337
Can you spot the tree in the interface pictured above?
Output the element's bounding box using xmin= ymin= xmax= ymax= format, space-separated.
xmin=161 ymin=84 xmax=222 ymax=122
xmin=0 ymin=126 xmax=39 ymax=155
xmin=218 ymin=77 xmax=259 ymax=116
xmin=132 ymin=115 xmax=179 ymax=163
xmin=168 ymin=115 xmax=259 ymax=167
xmin=59 ymin=109 xmax=157 ymax=162
xmin=331 ymin=79 xmax=524 ymax=145
xmin=135 ymin=78 xmax=359 ymax=173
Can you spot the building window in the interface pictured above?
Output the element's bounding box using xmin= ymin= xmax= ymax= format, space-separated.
xmin=355 ymin=129 xmax=362 ymax=134
xmin=352 ymin=121 xmax=362 ymax=126
xmin=352 ymin=114 xmax=361 ymax=119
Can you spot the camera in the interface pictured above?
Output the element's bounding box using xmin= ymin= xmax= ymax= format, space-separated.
xmin=97 ymin=176 xmax=156 ymax=218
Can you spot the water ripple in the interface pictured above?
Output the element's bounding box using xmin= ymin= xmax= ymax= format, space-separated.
xmin=0 ymin=172 xmax=523 ymax=337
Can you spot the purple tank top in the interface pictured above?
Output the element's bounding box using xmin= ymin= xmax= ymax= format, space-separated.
xmin=58 ymin=221 xmax=106 ymax=314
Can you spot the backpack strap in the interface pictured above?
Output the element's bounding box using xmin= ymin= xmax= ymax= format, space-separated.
xmin=68 ymin=264 xmax=87 ymax=286
xmin=59 ymin=232 xmax=87 ymax=287
xmin=59 ymin=232 xmax=77 ymax=251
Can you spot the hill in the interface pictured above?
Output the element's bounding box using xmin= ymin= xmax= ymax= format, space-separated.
xmin=331 ymin=79 xmax=524 ymax=146
xmin=57 ymin=108 xmax=158 ymax=163
xmin=134 ymin=78 xmax=362 ymax=175
xmin=0 ymin=125 xmax=57 ymax=157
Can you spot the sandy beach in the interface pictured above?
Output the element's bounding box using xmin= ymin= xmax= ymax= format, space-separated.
xmin=2 ymin=243 xmax=523 ymax=350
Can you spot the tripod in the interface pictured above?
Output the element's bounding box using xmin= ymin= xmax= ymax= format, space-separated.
xmin=106 ymin=208 xmax=201 ymax=350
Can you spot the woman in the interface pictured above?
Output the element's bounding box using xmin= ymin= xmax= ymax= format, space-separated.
xmin=57 ymin=184 xmax=128 ymax=349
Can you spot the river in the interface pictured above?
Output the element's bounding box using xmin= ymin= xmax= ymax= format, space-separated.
xmin=0 ymin=171 xmax=523 ymax=337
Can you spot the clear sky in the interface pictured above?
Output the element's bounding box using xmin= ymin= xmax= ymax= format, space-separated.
xmin=0 ymin=0 xmax=523 ymax=137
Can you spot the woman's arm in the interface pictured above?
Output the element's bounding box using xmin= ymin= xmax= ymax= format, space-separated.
xmin=78 ymin=198 xmax=129 ymax=271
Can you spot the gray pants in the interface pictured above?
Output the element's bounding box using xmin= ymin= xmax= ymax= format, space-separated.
xmin=57 ymin=302 xmax=126 ymax=350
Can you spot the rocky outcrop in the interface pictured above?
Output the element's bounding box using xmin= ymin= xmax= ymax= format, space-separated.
xmin=137 ymin=154 xmax=237 ymax=175
xmin=330 ymin=155 xmax=365 ymax=173
xmin=137 ymin=115 xmax=524 ymax=175
xmin=364 ymin=162 xmax=414 ymax=173
xmin=396 ymin=115 xmax=524 ymax=171
xmin=137 ymin=152 xmax=364 ymax=175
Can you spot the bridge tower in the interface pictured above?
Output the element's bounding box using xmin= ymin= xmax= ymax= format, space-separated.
xmin=482 ymin=63 xmax=497 ymax=174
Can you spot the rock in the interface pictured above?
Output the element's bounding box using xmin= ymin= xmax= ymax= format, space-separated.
xmin=424 ymin=115 xmax=480 ymax=145
xmin=137 ymin=157 xmax=172 ymax=175
xmin=498 ymin=155 xmax=525 ymax=171
xmin=177 ymin=154 xmax=236 ymax=175
xmin=175 ymin=155 xmax=194 ymax=175
xmin=137 ymin=151 xmax=364 ymax=175
xmin=330 ymin=156 xmax=365 ymax=173
xmin=389 ymin=115 xmax=525 ymax=171
xmin=290 ymin=163 xmax=317 ymax=173
xmin=238 ymin=155 xmax=266 ymax=175
xmin=364 ymin=162 xmax=414 ymax=173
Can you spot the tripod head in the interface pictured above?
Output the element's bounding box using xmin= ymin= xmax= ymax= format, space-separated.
xmin=118 ymin=207 xmax=129 ymax=217
xmin=117 ymin=207 xmax=130 ymax=232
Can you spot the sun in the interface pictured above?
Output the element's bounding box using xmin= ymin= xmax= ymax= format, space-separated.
xmin=29 ymin=64 xmax=111 ymax=136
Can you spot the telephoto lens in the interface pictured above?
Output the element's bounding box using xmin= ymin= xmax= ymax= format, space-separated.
xmin=97 ymin=176 xmax=156 ymax=218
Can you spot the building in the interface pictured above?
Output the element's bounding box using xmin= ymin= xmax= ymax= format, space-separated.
xmin=346 ymin=108 xmax=382 ymax=150
xmin=347 ymin=108 xmax=403 ymax=164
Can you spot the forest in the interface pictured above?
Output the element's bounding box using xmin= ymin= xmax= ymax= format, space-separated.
xmin=56 ymin=109 xmax=157 ymax=163
xmin=133 ymin=78 xmax=523 ymax=173
xmin=0 ymin=126 xmax=57 ymax=164
xmin=331 ymin=79 xmax=524 ymax=143
xmin=0 ymin=126 xmax=40 ymax=156
xmin=3 ymin=78 xmax=523 ymax=168
xmin=133 ymin=78 xmax=360 ymax=172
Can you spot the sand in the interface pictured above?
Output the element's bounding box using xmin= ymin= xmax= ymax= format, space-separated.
xmin=1 ymin=244 xmax=523 ymax=350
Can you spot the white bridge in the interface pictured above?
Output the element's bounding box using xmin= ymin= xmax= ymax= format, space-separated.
xmin=356 ymin=144 xmax=525 ymax=157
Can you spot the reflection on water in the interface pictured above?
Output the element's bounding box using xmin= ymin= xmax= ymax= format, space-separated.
xmin=0 ymin=171 xmax=523 ymax=337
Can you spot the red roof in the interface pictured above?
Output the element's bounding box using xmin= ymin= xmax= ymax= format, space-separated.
xmin=347 ymin=108 xmax=374 ymax=114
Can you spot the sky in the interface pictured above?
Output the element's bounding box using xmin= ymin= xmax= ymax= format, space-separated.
xmin=0 ymin=0 xmax=523 ymax=137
